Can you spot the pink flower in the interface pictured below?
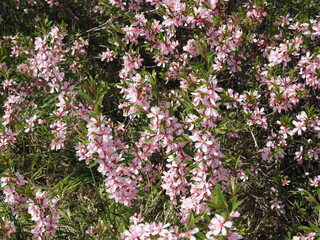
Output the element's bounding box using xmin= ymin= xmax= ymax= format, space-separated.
xmin=229 ymin=211 xmax=241 ymax=218
xmin=25 ymin=114 xmax=37 ymax=133
xmin=227 ymin=231 xmax=243 ymax=240
xmin=282 ymin=178 xmax=290 ymax=186
xmin=291 ymin=120 xmax=306 ymax=136
xmin=99 ymin=48 xmax=115 ymax=62
xmin=207 ymin=214 xmax=232 ymax=236
xmin=2 ymin=218 xmax=16 ymax=239
xmin=270 ymin=199 xmax=285 ymax=215
xmin=180 ymin=228 xmax=199 ymax=240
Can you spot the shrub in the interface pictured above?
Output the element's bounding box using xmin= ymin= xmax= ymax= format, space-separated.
xmin=0 ymin=0 xmax=319 ymax=239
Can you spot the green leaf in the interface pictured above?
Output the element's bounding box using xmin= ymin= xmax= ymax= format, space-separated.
xmin=178 ymin=134 xmax=191 ymax=141
xmin=146 ymin=135 xmax=156 ymax=143
xmin=217 ymin=119 xmax=230 ymax=127
xmin=194 ymin=41 xmax=208 ymax=60
xmin=302 ymin=190 xmax=318 ymax=204
xmin=309 ymin=222 xmax=320 ymax=233
xmin=235 ymin=151 xmax=242 ymax=169
xmin=298 ymin=225 xmax=311 ymax=231
xmin=187 ymin=210 xmax=195 ymax=229
xmin=190 ymin=110 xmax=201 ymax=119
xmin=88 ymin=111 xmax=98 ymax=120
xmin=143 ymin=126 xmax=155 ymax=133
xmin=235 ymin=182 xmax=244 ymax=195
xmin=182 ymin=145 xmax=194 ymax=157
xmin=94 ymin=91 xmax=107 ymax=114
xmin=204 ymin=200 xmax=218 ymax=209
xmin=189 ymin=62 xmax=205 ymax=71
xmin=215 ymin=185 xmax=228 ymax=209
xmin=232 ymin=199 xmax=243 ymax=211
xmin=195 ymin=232 xmax=207 ymax=239
xmin=88 ymin=161 xmax=98 ymax=168
xmin=214 ymin=129 xmax=226 ymax=134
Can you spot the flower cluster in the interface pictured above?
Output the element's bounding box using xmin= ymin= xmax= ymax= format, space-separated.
xmin=1 ymin=0 xmax=320 ymax=239
xmin=1 ymin=172 xmax=61 ymax=239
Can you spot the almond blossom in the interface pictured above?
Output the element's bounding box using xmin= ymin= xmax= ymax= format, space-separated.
xmin=207 ymin=214 xmax=233 ymax=237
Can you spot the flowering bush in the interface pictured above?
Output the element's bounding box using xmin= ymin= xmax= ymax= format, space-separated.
xmin=0 ymin=0 xmax=320 ymax=239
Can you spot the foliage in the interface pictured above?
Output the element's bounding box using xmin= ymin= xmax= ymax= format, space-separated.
xmin=0 ymin=0 xmax=320 ymax=239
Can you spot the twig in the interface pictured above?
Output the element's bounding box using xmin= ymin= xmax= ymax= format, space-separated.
xmin=249 ymin=126 xmax=259 ymax=149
